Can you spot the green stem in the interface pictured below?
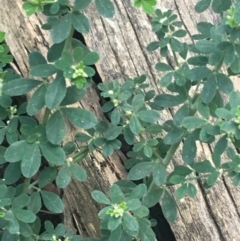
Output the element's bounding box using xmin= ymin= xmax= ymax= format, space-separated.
xmin=22 ymin=178 xmax=31 ymax=194
xmin=163 ymin=142 xmax=180 ymax=167
xmin=172 ymin=51 xmax=180 ymax=67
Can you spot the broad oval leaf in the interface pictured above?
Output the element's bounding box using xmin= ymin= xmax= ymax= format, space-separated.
xmin=41 ymin=191 xmax=64 ymax=213
xmin=3 ymin=78 xmax=41 ymax=96
xmin=71 ymin=12 xmax=90 ymax=34
xmin=45 ymin=72 xmax=66 ymax=109
xmin=128 ymin=162 xmax=155 ymax=180
xmin=95 ymin=0 xmax=115 ymax=18
xmin=46 ymin=110 xmax=66 ymax=145
xmin=61 ymin=108 xmax=97 ymax=129
xmin=161 ymin=190 xmax=177 ymax=222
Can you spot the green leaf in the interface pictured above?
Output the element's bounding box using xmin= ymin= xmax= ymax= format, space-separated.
xmin=122 ymin=213 xmax=139 ymax=237
xmin=41 ymin=191 xmax=64 ymax=213
xmin=142 ymin=187 xmax=163 ymax=208
xmin=230 ymin=91 xmax=240 ymax=109
xmin=0 ymin=31 xmax=6 ymax=42
xmin=51 ymin=13 xmax=72 ymax=43
xmin=4 ymin=162 xmax=21 ymax=185
xmin=12 ymin=194 xmax=30 ymax=209
xmin=159 ymin=72 xmax=173 ymax=87
xmin=147 ymin=41 xmax=160 ymax=51
xmin=136 ymin=110 xmax=159 ymax=123
xmin=196 ymin=40 xmax=216 ymax=54
xmin=154 ymin=94 xmax=184 ymax=108
xmin=169 ymin=175 xmax=186 ymax=184
xmin=56 ymin=166 xmax=71 ymax=188
xmin=129 ymin=115 xmax=141 ymax=134
xmin=161 ymin=190 xmax=177 ymax=222
xmin=70 ymin=163 xmax=87 ymax=182
xmin=182 ymin=116 xmax=206 ymax=129
xmin=170 ymin=37 xmax=183 ymax=52
xmin=126 ymin=199 xmax=141 ymax=211
xmin=21 ymin=143 xmax=41 ymax=178
xmin=45 ymin=72 xmax=66 ymax=109
xmin=175 ymin=184 xmax=188 ymax=200
xmin=40 ymin=143 xmax=66 ymax=166
xmin=187 ymin=56 xmax=208 ymax=66
xmin=206 ymin=170 xmax=220 ymax=187
xmin=95 ymin=0 xmax=115 ymax=18
xmin=47 ymin=42 xmax=65 ymax=62
xmin=173 ymin=104 xmax=189 ymax=126
xmin=186 ymin=66 xmax=212 ymax=81
xmin=132 ymin=94 xmax=144 ymax=112
xmin=155 ymin=62 xmax=172 ymax=71
xmin=153 ymin=164 xmax=167 ymax=186
xmin=3 ymin=78 xmax=41 ymax=96
xmin=146 ymin=124 xmax=162 ymax=134
xmin=29 ymin=51 xmax=46 ymax=67
xmin=173 ymin=29 xmax=187 ymax=38
xmin=6 ymin=117 xmax=18 ymax=134
xmin=195 ymin=0 xmax=211 ymax=12
xmin=111 ymin=108 xmax=121 ymax=126
xmin=110 ymin=184 xmax=125 ymax=203
xmin=164 ymin=129 xmax=187 ymax=145
xmin=91 ymin=190 xmax=111 ymax=205
xmin=28 ymin=192 xmax=42 ymax=214
xmin=13 ymin=209 xmax=36 ymax=223
xmin=74 ymin=0 xmax=92 ymax=10
xmin=105 ymin=126 xmax=123 ymax=140
xmin=46 ymin=110 xmax=66 ymax=145
xmin=108 ymin=216 xmax=121 ymax=231
xmin=62 ymin=108 xmax=97 ymax=129
xmin=215 ymin=108 xmax=234 ymax=119
xmin=5 ymin=141 xmax=30 ymax=163
xmin=132 ymin=206 xmax=149 ymax=218
xmin=216 ymin=73 xmax=233 ymax=95
xmin=182 ymin=133 xmax=196 ymax=165
xmin=128 ymin=162 xmax=155 ymax=180
xmin=201 ymin=75 xmax=217 ymax=103
xmin=38 ymin=167 xmax=57 ymax=188
xmin=27 ymin=85 xmax=46 ymax=116
xmin=82 ymin=52 xmax=100 ymax=65
xmin=197 ymin=102 xmax=210 ymax=120
xmin=192 ymin=160 xmax=215 ymax=173
xmin=71 ymin=12 xmax=90 ymax=34
xmin=60 ymin=85 xmax=85 ymax=106
xmin=30 ymin=64 xmax=57 ymax=77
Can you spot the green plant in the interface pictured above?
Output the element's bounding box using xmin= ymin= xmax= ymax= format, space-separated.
xmin=1 ymin=0 xmax=240 ymax=240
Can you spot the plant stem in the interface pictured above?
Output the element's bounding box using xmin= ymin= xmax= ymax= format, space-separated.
xmin=172 ymin=51 xmax=180 ymax=67
xmin=163 ymin=142 xmax=180 ymax=167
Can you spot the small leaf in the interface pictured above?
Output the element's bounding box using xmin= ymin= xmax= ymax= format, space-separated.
xmin=196 ymin=40 xmax=216 ymax=54
xmin=70 ymin=163 xmax=87 ymax=182
xmin=137 ymin=110 xmax=160 ymax=123
xmin=3 ymin=78 xmax=41 ymax=96
xmin=40 ymin=143 xmax=66 ymax=166
xmin=182 ymin=116 xmax=206 ymax=129
xmin=51 ymin=13 xmax=72 ymax=43
xmin=155 ymin=62 xmax=172 ymax=71
xmin=91 ymin=190 xmax=111 ymax=205
xmin=122 ymin=214 xmax=139 ymax=237
xmin=161 ymin=190 xmax=177 ymax=222
xmin=153 ymin=164 xmax=167 ymax=186
xmin=41 ymin=191 xmax=64 ymax=213
xmin=21 ymin=143 xmax=41 ymax=178
xmin=27 ymin=85 xmax=46 ymax=116
xmin=182 ymin=133 xmax=196 ymax=165
xmin=128 ymin=162 xmax=155 ymax=180
xmin=30 ymin=64 xmax=57 ymax=77
xmin=45 ymin=72 xmax=66 ymax=109
xmin=56 ymin=166 xmax=71 ymax=188
xmin=192 ymin=160 xmax=215 ymax=173
xmin=201 ymin=75 xmax=217 ymax=103
xmin=195 ymin=0 xmax=211 ymax=13
xmin=62 ymin=108 xmax=98 ymax=129
xmin=46 ymin=110 xmax=66 ymax=145
xmin=129 ymin=115 xmax=141 ymax=134
xmin=71 ymin=12 xmax=90 ymax=34
xmin=95 ymin=0 xmax=115 ymax=18
xmin=142 ymin=187 xmax=163 ymax=208
xmin=82 ymin=52 xmax=100 ymax=65
xmin=13 ymin=209 xmax=36 ymax=223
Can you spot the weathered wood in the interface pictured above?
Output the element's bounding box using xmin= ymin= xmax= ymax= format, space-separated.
xmin=1 ymin=0 xmax=240 ymax=240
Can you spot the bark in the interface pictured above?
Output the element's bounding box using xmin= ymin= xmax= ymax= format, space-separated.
xmin=1 ymin=0 xmax=240 ymax=240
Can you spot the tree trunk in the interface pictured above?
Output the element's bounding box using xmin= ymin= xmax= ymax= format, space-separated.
xmin=1 ymin=0 xmax=240 ymax=240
